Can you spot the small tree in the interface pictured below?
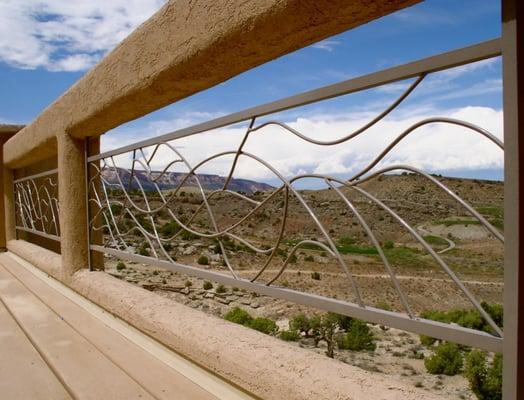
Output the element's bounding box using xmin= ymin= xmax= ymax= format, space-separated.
xmin=339 ymin=319 xmax=376 ymax=351
xmin=424 ymin=342 xmax=463 ymax=375
xmin=290 ymin=314 xmax=311 ymax=337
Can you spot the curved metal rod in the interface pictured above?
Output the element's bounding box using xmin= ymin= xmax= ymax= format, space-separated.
xmin=289 ymin=172 xmax=502 ymax=335
xmin=351 ymin=184 xmax=503 ymax=337
xmin=248 ymin=75 xmax=425 ymax=145
xmin=349 ymin=118 xmax=503 ymax=182
xmin=267 ymin=240 xmax=335 ymax=285
xmin=325 ymin=179 xmax=414 ymax=317
xmin=239 ymin=151 xmax=363 ymax=305
xmin=107 ymin=146 xmax=240 ymax=278
xmin=223 ymin=117 xmax=255 ymax=190
xmin=356 ymin=165 xmax=504 ymax=242
xmin=250 ymin=186 xmax=291 ymax=282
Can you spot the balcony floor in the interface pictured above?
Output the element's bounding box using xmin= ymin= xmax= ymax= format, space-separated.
xmin=0 ymin=252 xmax=252 ymax=400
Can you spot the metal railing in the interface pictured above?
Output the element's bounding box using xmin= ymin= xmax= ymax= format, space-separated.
xmin=13 ymin=39 xmax=504 ymax=352
xmin=14 ymin=168 xmax=60 ymax=242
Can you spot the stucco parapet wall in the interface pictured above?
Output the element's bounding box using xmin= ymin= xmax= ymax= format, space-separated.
xmin=4 ymin=0 xmax=419 ymax=168
xmin=7 ymin=240 xmax=62 ymax=279
xmin=8 ymin=239 xmax=447 ymax=400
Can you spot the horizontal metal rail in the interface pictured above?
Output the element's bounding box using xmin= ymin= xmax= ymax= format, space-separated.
xmin=93 ymin=245 xmax=503 ymax=353
xmin=15 ymin=226 xmax=61 ymax=242
xmin=13 ymin=168 xmax=58 ymax=184
xmin=89 ymin=38 xmax=501 ymax=162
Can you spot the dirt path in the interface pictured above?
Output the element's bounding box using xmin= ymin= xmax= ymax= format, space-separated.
xmin=233 ymin=269 xmax=502 ymax=285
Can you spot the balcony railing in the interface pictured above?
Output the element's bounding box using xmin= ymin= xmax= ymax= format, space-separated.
xmin=78 ymin=39 xmax=503 ymax=352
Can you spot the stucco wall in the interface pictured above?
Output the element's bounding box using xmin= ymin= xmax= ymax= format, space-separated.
xmin=4 ymin=0 xmax=419 ymax=168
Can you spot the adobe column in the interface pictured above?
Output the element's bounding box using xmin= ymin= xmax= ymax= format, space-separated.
xmin=57 ymin=131 xmax=89 ymax=281
xmin=0 ymin=126 xmax=23 ymax=251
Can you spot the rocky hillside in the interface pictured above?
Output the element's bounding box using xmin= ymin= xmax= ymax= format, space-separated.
xmin=101 ymin=167 xmax=274 ymax=194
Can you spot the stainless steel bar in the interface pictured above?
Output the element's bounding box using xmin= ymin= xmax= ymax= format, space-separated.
xmin=502 ymin=0 xmax=522 ymax=397
xmin=15 ymin=226 xmax=60 ymax=242
xmin=92 ymin=244 xmax=503 ymax=353
xmin=13 ymin=168 xmax=59 ymax=184
xmin=89 ymin=39 xmax=501 ymax=162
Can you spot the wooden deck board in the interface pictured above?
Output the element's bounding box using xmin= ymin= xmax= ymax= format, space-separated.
xmin=0 ymin=253 xmax=237 ymax=400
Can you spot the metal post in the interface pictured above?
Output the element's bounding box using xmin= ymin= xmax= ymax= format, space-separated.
xmin=502 ymin=0 xmax=522 ymax=398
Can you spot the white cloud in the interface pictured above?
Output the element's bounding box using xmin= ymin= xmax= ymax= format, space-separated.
xmin=102 ymin=105 xmax=504 ymax=184
xmin=0 ymin=0 xmax=165 ymax=71
xmin=311 ymin=40 xmax=341 ymax=52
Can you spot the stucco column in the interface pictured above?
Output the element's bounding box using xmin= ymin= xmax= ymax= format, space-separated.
xmin=57 ymin=131 xmax=89 ymax=280
xmin=2 ymin=166 xmax=16 ymax=247
xmin=0 ymin=139 xmax=16 ymax=250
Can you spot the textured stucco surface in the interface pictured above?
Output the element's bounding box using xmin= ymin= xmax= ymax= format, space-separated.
xmin=0 ymin=125 xmax=23 ymax=248
xmin=4 ymin=0 xmax=419 ymax=168
xmin=7 ymin=240 xmax=62 ymax=279
xmin=7 ymin=240 xmax=446 ymax=400
xmin=57 ymin=132 xmax=89 ymax=280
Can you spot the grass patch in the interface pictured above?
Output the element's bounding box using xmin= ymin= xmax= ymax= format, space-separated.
xmin=423 ymin=235 xmax=449 ymax=246
xmin=283 ymin=240 xmax=325 ymax=251
xmin=476 ymin=205 xmax=503 ymax=218
xmin=337 ymin=236 xmax=378 ymax=255
xmin=381 ymin=247 xmax=428 ymax=269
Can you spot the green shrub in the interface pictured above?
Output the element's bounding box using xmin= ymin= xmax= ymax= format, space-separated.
xmin=138 ymin=246 xmax=150 ymax=257
xmin=304 ymin=255 xmax=315 ymax=262
xmin=224 ymin=307 xmax=253 ymax=325
xmin=420 ymin=304 xmax=503 ymax=346
xmin=464 ymin=351 xmax=502 ymax=400
xmin=420 ymin=335 xmax=437 ymax=347
xmin=424 ymin=342 xmax=463 ymax=375
xmin=279 ymin=330 xmax=300 ymax=341
xmin=159 ymin=221 xmax=180 ymax=236
xmin=311 ymin=272 xmax=321 ymax=280
xmin=338 ymin=319 xmax=376 ymax=351
xmin=116 ymin=261 xmax=126 ymax=271
xmin=384 ymin=240 xmax=394 ymax=249
xmin=248 ymin=317 xmax=278 ymax=335
xmin=203 ymin=281 xmax=213 ymax=290
xmin=290 ymin=314 xmax=312 ymax=336
xmin=481 ymin=302 xmax=503 ymax=328
xmin=184 ymin=280 xmax=192 ymax=287
xmin=216 ymin=284 xmax=227 ymax=294
xmin=197 ymin=255 xmax=209 ymax=265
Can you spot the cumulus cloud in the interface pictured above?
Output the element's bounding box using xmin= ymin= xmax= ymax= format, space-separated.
xmin=103 ymin=105 xmax=503 ymax=184
xmin=0 ymin=0 xmax=165 ymax=71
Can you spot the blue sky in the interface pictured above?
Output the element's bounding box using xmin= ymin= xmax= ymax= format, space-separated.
xmin=0 ymin=0 xmax=504 ymax=184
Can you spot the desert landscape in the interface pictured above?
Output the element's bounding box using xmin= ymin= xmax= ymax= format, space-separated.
xmin=98 ymin=172 xmax=504 ymax=399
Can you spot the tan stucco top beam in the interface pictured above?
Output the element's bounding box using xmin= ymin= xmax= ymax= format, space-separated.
xmin=0 ymin=125 xmax=24 ymax=139
xmin=4 ymin=0 xmax=419 ymax=168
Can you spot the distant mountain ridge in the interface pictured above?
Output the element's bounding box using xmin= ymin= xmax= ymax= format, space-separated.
xmin=101 ymin=167 xmax=274 ymax=194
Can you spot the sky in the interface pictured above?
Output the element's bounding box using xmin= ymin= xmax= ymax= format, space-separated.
xmin=0 ymin=0 xmax=504 ymax=186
